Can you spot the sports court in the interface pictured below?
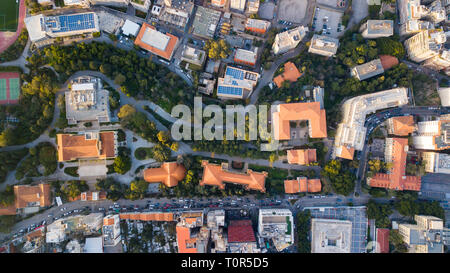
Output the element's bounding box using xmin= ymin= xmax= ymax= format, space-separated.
xmin=0 ymin=0 xmax=19 ymax=32
xmin=0 ymin=72 xmax=20 ymax=104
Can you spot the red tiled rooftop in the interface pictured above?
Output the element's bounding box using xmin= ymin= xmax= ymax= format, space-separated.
xmin=287 ymin=149 xmax=317 ymax=165
xmin=57 ymin=132 xmax=116 ymax=162
xmin=273 ymin=62 xmax=302 ymax=88
xmin=284 ymin=177 xmax=321 ymax=193
xmin=272 ymin=102 xmax=327 ymax=140
xmin=369 ymin=138 xmax=421 ymax=191
xmin=376 ymin=228 xmax=390 ymax=253
xmin=134 ymin=23 xmax=179 ymax=60
xmin=14 ymin=184 xmax=51 ymax=209
xmin=176 ymin=226 xmax=197 ymax=253
xmin=389 ymin=116 xmax=415 ymax=136
xmin=228 ymin=220 xmax=256 ymax=243
xmin=143 ymin=162 xmax=186 ymax=187
xmin=200 ymin=161 xmax=268 ymax=192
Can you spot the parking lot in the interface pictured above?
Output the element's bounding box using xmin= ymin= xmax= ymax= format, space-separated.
xmin=277 ymin=0 xmax=308 ymax=23
xmin=304 ymin=206 xmax=368 ymax=253
xmin=312 ymin=6 xmax=344 ymax=38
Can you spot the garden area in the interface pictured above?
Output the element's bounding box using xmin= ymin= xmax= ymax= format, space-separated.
xmin=15 ymin=143 xmax=58 ymax=180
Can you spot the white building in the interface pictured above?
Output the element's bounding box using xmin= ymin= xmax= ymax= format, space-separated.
xmin=159 ymin=0 xmax=194 ymax=29
xmin=121 ymin=19 xmax=141 ymax=37
xmin=216 ymin=66 xmax=259 ymax=99
xmin=308 ymin=34 xmax=339 ymax=57
xmin=413 ymin=118 xmax=450 ymax=150
xmin=273 ymin=26 xmax=308 ymax=55
xmin=65 ymin=76 xmax=110 ymax=125
xmin=64 ymin=0 xmax=89 ymax=6
xmin=437 ymin=87 xmax=450 ymax=106
xmin=405 ymin=30 xmax=446 ymax=63
xmin=24 ymin=12 xmax=100 ymax=44
xmin=311 ymin=218 xmax=352 ymax=253
xmin=181 ymin=45 xmax=206 ymax=67
xmin=334 ymin=87 xmax=410 ymax=160
xmin=230 ymin=0 xmax=246 ymax=12
xmin=423 ymin=49 xmax=450 ymax=71
xmin=258 ymin=209 xmax=294 ymax=252
xmin=422 ymin=152 xmax=450 ymax=174
xmin=246 ymin=0 xmax=259 ymax=14
xmin=360 ymin=20 xmax=394 ymax=39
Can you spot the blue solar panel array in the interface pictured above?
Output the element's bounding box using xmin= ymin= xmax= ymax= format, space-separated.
xmin=225 ymin=67 xmax=244 ymax=80
xmin=217 ymin=86 xmax=243 ymax=96
xmin=52 ymin=13 xmax=96 ymax=33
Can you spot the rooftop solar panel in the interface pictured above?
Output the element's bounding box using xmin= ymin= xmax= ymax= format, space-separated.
xmin=218 ymin=85 xmax=243 ymax=96
xmin=225 ymin=67 xmax=244 ymax=80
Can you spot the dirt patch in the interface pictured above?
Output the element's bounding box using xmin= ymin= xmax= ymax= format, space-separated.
xmin=277 ymin=0 xmax=308 ymax=23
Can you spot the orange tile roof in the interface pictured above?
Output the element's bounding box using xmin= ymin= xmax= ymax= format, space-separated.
xmin=287 ymin=149 xmax=317 ymax=165
xmin=14 ymin=184 xmax=51 ymax=209
xmin=273 ymin=62 xmax=302 ymax=88
xmin=119 ymin=212 xmax=174 ymax=221
xmin=134 ymin=23 xmax=179 ymax=60
xmin=389 ymin=116 xmax=415 ymax=136
xmin=200 ymin=161 xmax=268 ymax=192
xmin=103 ymin=218 xmax=115 ymax=226
xmin=379 ymin=55 xmax=399 ymax=70
xmin=273 ymin=102 xmax=327 ymax=140
xmin=176 ymin=226 xmax=197 ymax=253
xmin=143 ymin=162 xmax=186 ymax=187
xmin=369 ymin=138 xmax=421 ymax=191
xmin=284 ymin=177 xmax=321 ymax=193
xmin=0 ymin=204 xmax=16 ymax=215
xmin=57 ymin=132 xmax=116 ymax=162
xmin=336 ymin=145 xmax=355 ymax=160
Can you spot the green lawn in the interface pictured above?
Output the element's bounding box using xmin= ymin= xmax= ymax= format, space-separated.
xmin=0 ymin=0 xmax=19 ymax=32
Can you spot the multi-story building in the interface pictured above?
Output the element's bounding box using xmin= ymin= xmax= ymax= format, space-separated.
xmin=351 ymin=55 xmax=399 ymax=81
xmin=360 ymin=20 xmax=394 ymax=39
xmin=191 ymin=6 xmax=221 ymax=39
xmin=64 ymin=0 xmax=89 ymax=6
xmin=423 ymin=49 xmax=450 ymax=71
xmin=159 ymin=0 xmax=195 ymax=29
xmin=258 ymin=209 xmax=294 ymax=252
xmin=421 ymin=152 xmax=450 ymax=174
xmin=143 ymin=162 xmax=187 ymax=187
xmin=129 ymin=0 xmax=152 ymax=12
xmin=398 ymin=215 xmax=450 ymax=253
xmin=57 ymin=131 xmax=118 ymax=162
xmin=273 ymin=26 xmax=308 ymax=55
xmin=244 ymin=18 xmax=271 ymax=34
xmin=367 ymin=138 xmax=422 ymax=191
xmin=200 ymin=160 xmax=268 ymax=192
xmin=102 ymin=215 xmax=121 ymax=246
xmin=287 ymin=149 xmax=317 ymax=165
xmin=284 ymin=177 xmax=321 ymax=193
xmin=207 ymin=210 xmax=227 ymax=253
xmin=176 ymin=211 xmax=209 ymax=253
xmin=216 ymin=66 xmax=259 ymax=99
xmin=6 ymin=184 xmax=52 ymax=215
xmin=233 ymin=48 xmax=258 ymax=66
xmin=211 ymin=0 xmax=227 ymax=8
xmin=246 ymin=0 xmax=259 ymax=14
xmin=134 ymin=23 xmax=180 ymax=60
xmin=334 ymin=87 xmax=410 ymax=160
xmin=273 ymin=61 xmax=302 ymax=88
xmin=272 ymin=101 xmax=327 ymax=140
xmin=65 ymin=76 xmax=110 ymax=125
xmin=308 ymin=34 xmax=339 ymax=57
xmin=437 ymin=87 xmax=450 ymax=106
xmin=230 ymin=0 xmax=247 ymax=12
xmin=405 ymin=29 xmax=446 ymax=63
xmin=386 ymin=116 xmax=415 ymax=136
xmin=426 ymin=0 xmax=446 ymax=23
xmin=399 ymin=20 xmax=434 ymax=37
xmin=412 ymin=118 xmax=450 ymax=150
xmin=311 ymin=218 xmax=353 ymax=253
xmin=228 ymin=220 xmax=260 ymax=253
xmin=24 ymin=12 xmax=99 ymax=46
xmin=181 ymin=45 xmax=207 ymax=68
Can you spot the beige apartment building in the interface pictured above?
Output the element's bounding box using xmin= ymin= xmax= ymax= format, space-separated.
xmin=405 ymin=29 xmax=446 ymax=63
xmin=308 ymin=34 xmax=339 ymax=57
xmin=273 ymin=26 xmax=308 ymax=55
xmin=360 ymin=20 xmax=393 ymax=39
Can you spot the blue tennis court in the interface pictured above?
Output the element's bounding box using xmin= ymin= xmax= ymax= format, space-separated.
xmin=8 ymin=78 xmax=20 ymax=100
xmin=0 ymin=79 xmax=7 ymax=101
